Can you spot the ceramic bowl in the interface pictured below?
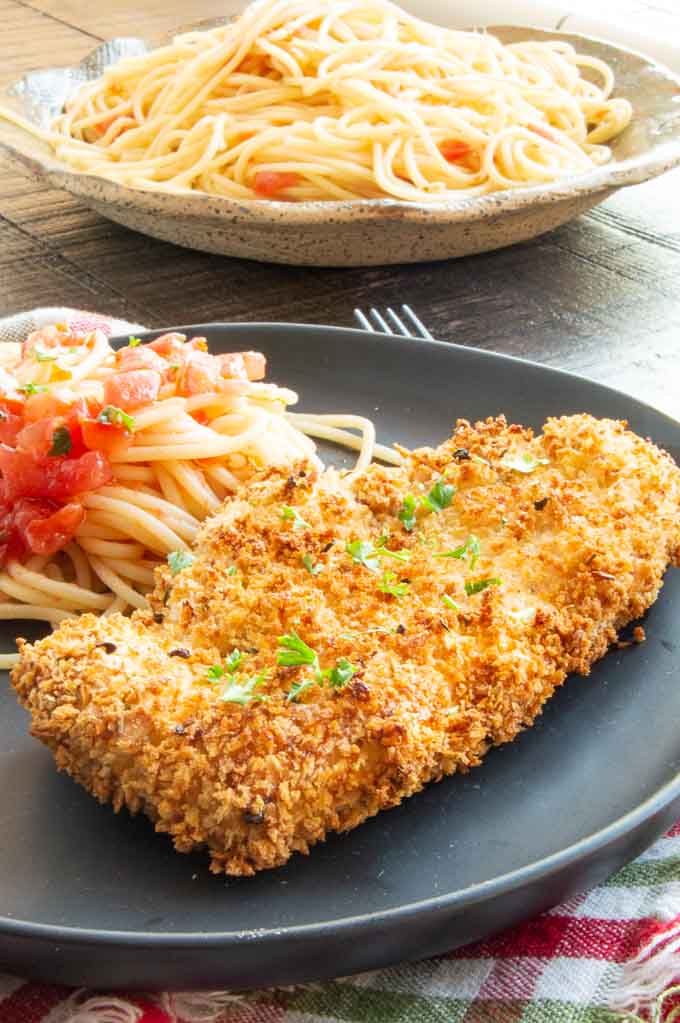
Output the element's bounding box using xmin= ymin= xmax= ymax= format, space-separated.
xmin=1 ymin=26 xmax=679 ymax=266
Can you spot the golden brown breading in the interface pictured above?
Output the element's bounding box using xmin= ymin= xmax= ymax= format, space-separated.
xmin=12 ymin=415 xmax=680 ymax=875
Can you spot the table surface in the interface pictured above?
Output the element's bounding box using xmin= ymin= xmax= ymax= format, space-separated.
xmin=1 ymin=0 xmax=679 ymax=421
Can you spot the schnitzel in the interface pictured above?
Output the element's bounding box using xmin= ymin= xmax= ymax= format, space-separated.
xmin=12 ymin=414 xmax=680 ymax=874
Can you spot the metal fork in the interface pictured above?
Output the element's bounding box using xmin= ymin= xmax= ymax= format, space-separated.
xmin=353 ymin=304 xmax=434 ymax=340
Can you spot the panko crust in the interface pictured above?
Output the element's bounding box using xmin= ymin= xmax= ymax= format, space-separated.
xmin=12 ymin=415 xmax=680 ymax=874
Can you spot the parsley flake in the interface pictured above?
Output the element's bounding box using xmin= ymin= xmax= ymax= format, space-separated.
xmin=286 ymin=678 xmax=316 ymax=702
xmin=206 ymin=664 xmax=225 ymax=682
xmin=226 ymin=565 xmax=238 ymax=576
xmin=422 ymin=478 xmax=455 ymax=513
xmin=277 ymin=630 xmax=318 ymax=669
xmin=501 ymin=451 xmax=549 ymax=473
xmin=378 ymin=571 xmax=410 ymax=598
xmin=434 ymin=534 xmax=481 ymax=570
xmin=221 ymin=673 xmax=268 ymax=705
xmin=302 ymin=553 xmax=323 ymax=576
xmin=280 ymin=505 xmax=310 ymax=531
xmin=97 ymin=405 xmax=136 ymax=432
xmin=326 ymin=657 xmax=356 ymax=688
xmin=346 ymin=539 xmax=381 ymax=573
xmin=167 ymin=550 xmax=195 ymax=575
xmin=34 ymin=346 xmax=57 ymax=363
xmin=465 ymin=577 xmax=501 ymax=596
xmin=18 ymin=383 xmax=48 ymax=395
xmin=224 ymin=649 xmax=243 ymax=674
xmin=398 ymin=494 xmax=418 ymax=531
xmin=442 ymin=594 xmax=461 ymax=611
xmin=48 ymin=425 xmax=72 ymax=457
xmin=127 ymin=336 xmax=142 ymax=347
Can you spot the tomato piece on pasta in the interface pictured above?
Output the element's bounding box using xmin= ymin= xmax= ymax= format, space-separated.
xmin=12 ymin=499 xmax=85 ymax=558
xmin=148 ymin=332 xmax=186 ymax=356
xmin=0 ymin=403 xmax=23 ymax=446
xmin=81 ymin=418 xmax=131 ymax=458
xmin=439 ymin=140 xmax=472 ymax=162
xmin=253 ymin=171 xmax=300 ymax=198
xmin=103 ymin=369 xmax=161 ymax=411
xmin=0 ymin=447 xmax=112 ymax=502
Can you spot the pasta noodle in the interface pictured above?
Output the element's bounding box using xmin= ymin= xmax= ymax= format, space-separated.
xmin=0 ymin=324 xmax=401 ymax=667
xmin=0 ymin=0 xmax=633 ymax=202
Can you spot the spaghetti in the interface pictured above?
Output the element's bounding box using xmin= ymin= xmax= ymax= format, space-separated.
xmin=0 ymin=0 xmax=633 ymax=202
xmin=0 ymin=324 xmax=399 ymax=667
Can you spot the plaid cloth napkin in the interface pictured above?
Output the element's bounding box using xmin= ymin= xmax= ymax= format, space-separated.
xmin=0 ymin=308 xmax=678 ymax=1023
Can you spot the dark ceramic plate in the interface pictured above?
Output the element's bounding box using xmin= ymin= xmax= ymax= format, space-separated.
xmin=1 ymin=323 xmax=678 ymax=990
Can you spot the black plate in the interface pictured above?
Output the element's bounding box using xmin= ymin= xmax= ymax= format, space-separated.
xmin=1 ymin=323 xmax=679 ymax=990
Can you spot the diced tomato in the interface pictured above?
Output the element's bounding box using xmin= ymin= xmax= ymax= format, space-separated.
xmin=217 ymin=353 xmax=249 ymax=381
xmin=23 ymin=391 xmax=83 ymax=424
xmin=253 ymin=171 xmax=300 ymax=198
xmin=217 ymin=351 xmax=266 ymax=381
xmin=46 ymin=450 xmax=113 ymax=501
xmin=103 ymin=369 xmax=161 ymax=411
xmin=0 ymin=405 xmax=23 ymax=446
xmin=117 ymin=345 xmax=167 ymax=374
xmin=439 ymin=140 xmax=473 ymax=162
xmin=16 ymin=417 xmax=60 ymax=459
xmin=191 ymin=410 xmax=209 ymax=426
xmin=23 ymin=502 xmax=85 ymax=557
xmin=6 ymin=498 xmax=84 ymax=558
xmin=148 ymin=332 xmax=186 ymax=356
xmin=241 ymin=351 xmax=266 ymax=381
xmin=0 ymin=446 xmax=112 ymax=502
xmin=176 ymin=350 xmax=220 ymax=396
xmin=81 ymin=417 xmax=131 ymax=458
xmin=0 ymin=447 xmax=49 ymax=501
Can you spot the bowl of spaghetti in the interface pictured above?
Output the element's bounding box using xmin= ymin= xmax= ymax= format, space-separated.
xmin=1 ymin=0 xmax=679 ymax=266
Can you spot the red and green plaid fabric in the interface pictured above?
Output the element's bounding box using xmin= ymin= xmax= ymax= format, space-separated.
xmin=0 ymin=820 xmax=677 ymax=1023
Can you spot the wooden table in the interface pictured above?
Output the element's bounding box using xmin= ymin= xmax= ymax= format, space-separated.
xmin=1 ymin=0 xmax=679 ymax=420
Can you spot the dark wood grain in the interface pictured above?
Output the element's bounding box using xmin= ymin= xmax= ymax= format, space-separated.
xmin=1 ymin=0 xmax=678 ymax=420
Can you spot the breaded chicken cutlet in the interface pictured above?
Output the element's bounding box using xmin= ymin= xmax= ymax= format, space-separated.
xmin=12 ymin=414 xmax=680 ymax=875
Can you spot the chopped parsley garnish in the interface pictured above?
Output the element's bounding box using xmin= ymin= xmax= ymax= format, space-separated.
xmin=167 ymin=550 xmax=195 ymax=575
xmin=48 ymin=426 xmax=72 ymax=457
xmin=277 ymin=630 xmax=319 ymax=669
xmin=221 ymin=673 xmax=268 ymax=705
xmin=422 ymin=478 xmax=455 ymax=513
xmin=465 ymin=577 xmax=501 ymax=596
xmin=18 ymin=383 xmax=48 ymax=395
xmin=398 ymin=479 xmax=455 ymax=532
xmin=398 ymin=494 xmax=418 ymax=532
xmin=378 ymin=571 xmax=410 ymax=598
xmin=326 ymin=657 xmax=356 ymax=688
xmin=97 ymin=404 xmax=136 ymax=431
xmin=127 ymin=336 xmax=142 ymax=347
xmin=34 ymin=346 xmax=57 ymax=363
xmin=206 ymin=664 xmax=225 ymax=682
xmin=442 ymin=594 xmax=461 ymax=611
xmin=434 ymin=534 xmax=481 ymax=570
xmin=346 ymin=539 xmax=381 ymax=574
xmin=226 ymin=565 xmax=238 ymax=576
xmin=302 ymin=553 xmax=323 ymax=576
xmin=280 ymin=505 xmax=310 ymax=531
xmin=501 ymin=451 xmax=549 ymax=473
xmin=224 ymin=649 xmax=243 ymax=674
xmin=278 ymin=629 xmax=356 ymax=701
xmin=346 ymin=538 xmax=411 ymax=573
xmin=286 ymin=678 xmax=316 ymax=702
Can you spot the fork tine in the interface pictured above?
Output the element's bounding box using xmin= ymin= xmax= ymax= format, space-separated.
xmin=385 ymin=307 xmax=411 ymax=336
xmin=401 ymin=304 xmax=434 ymax=340
xmin=353 ymin=307 xmax=374 ymax=331
xmin=368 ymin=307 xmax=391 ymax=333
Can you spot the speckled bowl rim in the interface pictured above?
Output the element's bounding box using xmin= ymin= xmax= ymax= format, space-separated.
xmin=2 ymin=24 xmax=680 ymax=227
